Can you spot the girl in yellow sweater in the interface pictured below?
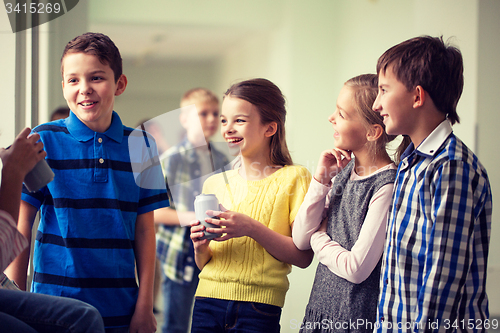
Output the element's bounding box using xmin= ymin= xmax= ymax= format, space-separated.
xmin=190 ymin=78 xmax=312 ymax=332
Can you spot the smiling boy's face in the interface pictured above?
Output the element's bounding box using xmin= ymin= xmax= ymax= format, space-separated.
xmin=61 ymin=52 xmax=127 ymax=133
xmin=372 ymin=65 xmax=416 ymax=137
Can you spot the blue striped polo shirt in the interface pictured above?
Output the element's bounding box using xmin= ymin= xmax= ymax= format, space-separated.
xmin=21 ymin=111 xmax=169 ymax=328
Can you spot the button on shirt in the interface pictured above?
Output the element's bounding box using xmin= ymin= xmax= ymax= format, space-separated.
xmin=377 ymin=120 xmax=492 ymax=332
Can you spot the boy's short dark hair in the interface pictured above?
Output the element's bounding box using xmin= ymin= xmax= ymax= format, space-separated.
xmin=61 ymin=32 xmax=122 ymax=83
xmin=376 ymin=35 xmax=463 ymax=124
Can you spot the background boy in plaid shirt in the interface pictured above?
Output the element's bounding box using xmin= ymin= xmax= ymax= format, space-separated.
xmin=155 ymin=88 xmax=229 ymax=333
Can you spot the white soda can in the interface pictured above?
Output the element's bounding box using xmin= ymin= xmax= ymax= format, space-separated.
xmin=194 ymin=194 xmax=221 ymax=240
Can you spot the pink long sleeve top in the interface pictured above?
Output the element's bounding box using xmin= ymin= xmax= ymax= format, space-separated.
xmin=0 ymin=210 xmax=28 ymax=272
xmin=292 ymin=163 xmax=396 ymax=284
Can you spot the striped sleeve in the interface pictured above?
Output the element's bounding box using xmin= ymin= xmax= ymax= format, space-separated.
xmin=0 ymin=210 xmax=29 ymax=271
xmin=419 ymin=159 xmax=490 ymax=328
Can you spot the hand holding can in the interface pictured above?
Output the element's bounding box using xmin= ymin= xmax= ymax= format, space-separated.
xmin=194 ymin=194 xmax=221 ymax=240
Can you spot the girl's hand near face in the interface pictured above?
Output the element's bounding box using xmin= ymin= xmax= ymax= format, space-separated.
xmin=314 ymin=148 xmax=351 ymax=185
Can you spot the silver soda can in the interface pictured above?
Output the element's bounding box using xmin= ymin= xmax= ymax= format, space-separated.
xmin=24 ymin=159 xmax=54 ymax=192
xmin=194 ymin=194 xmax=221 ymax=240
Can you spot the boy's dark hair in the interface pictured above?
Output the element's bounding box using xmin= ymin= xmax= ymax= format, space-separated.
xmin=376 ymin=35 xmax=463 ymax=125
xmin=61 ymin=32 xmax=122 ymax=82
xmin=224 ymin=78 xmax=293 ymax=166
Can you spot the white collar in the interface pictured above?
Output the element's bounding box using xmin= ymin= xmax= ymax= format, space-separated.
xmin=415 ymin=120 xmax=453 ymax=158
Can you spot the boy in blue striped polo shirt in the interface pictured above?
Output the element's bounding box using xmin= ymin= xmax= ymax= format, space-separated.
xmin=372 ymin=36 xmax=492 ymax=332
xmin=6 ymin=32 xmax=169 ymax=332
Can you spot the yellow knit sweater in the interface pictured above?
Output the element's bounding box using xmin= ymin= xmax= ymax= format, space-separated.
xmin=195 ymin=165 xmax=311 ymax=307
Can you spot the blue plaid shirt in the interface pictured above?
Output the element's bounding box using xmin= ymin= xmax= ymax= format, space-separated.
xmin=377 ymin=121 xmax=492 ymax=332
xmin=156 ymin=139 xmax=229 ymax=284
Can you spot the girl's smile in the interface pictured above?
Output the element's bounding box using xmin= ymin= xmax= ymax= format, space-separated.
xmin=220 ymin=96 xmax=272 ymax=159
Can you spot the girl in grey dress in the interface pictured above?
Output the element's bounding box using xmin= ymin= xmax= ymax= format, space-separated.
xmin=292 ymin=74 xmax=399 ymax=332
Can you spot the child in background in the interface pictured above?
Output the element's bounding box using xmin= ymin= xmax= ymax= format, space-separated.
xmin=5 ymin=32 xmax=169 ymax=333
xmin=190 ymin=78 xmax=313 ymax=333
xmin=154 ymin=88 xmax=229 ymax=333
xmin=373 ymin=36 xmax=491 ymax=331
xmin=292 ymin=74 xmax=397 ymax=332
xmin=50 ymin=106 xmax=70 ymax=121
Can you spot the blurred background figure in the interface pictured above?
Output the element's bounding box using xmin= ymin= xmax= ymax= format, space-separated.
xmin=135 ymin=118 xmax=171 ymax=316
xmin=137 ymin=118 xmax=171 ymax=157
xmin=49 ymin=106 xmax=70 ymax=121
xmin=154 ymin=88 xmax=229 ymax=333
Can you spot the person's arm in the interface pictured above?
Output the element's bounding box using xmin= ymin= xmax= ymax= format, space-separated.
xmin=4 ymin=202 xmax=37 ymax=290
xmin=205 ymin=210 xmax=314 ymax=268
xmin=414 ymin=161 xmax=490 ymax=326
xmin=203 ymin=166 xmax=314 ymax=268
xmin=292 ymin=148 xmax=351 ymax=250
xmin=310 ymin=183 xmax=393 ymax=283
xmin=1 ymin=128 xmax=45 ymax=289
xmin=254 ymin=221 xmax=314 ymax=268
xmin=0 ymin=127 xmax=45 ymax=221
xmin=292 ymin=177 xmax=331 ymax=250
xmin=0 ymin=211 xmax=28 ymax=272
xmin=154 ymin=207 xmax=195 ymax=227
xmin=129 ymin=211 xmax=157 ymax=333
xmin=155 ymin=151 xmax=196 ymax=227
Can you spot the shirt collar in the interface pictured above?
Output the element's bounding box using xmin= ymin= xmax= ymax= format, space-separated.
xmin=67 ymin=111 xmax=123 ymax=143
xmin=401 ymin=119 xmax=453 ymax=160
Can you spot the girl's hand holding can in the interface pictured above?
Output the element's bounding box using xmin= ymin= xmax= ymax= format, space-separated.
xmin=203 ymin=208 xmax=257 ymax=242
xmin=190 ymin=219 xmax=214 ymax=270
xmin=190 ymin=219 xmax=210 ymax=251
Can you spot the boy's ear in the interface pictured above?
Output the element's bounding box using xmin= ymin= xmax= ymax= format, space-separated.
xmin=114 ymin=74 xmax=128 ymax=96
xmin=264 ymin=122 xmax=278 ymax=138
xmin=367 ymin=124 xmax=384 ymax=142
xmin=413 ymin=85 xmax=426 ymax=108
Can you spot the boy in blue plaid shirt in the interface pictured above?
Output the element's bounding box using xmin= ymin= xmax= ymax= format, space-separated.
xmin=155 ymin=88 xmax=229 ymax=333
xmin=372 ymin=36 xmax=492 ymax=332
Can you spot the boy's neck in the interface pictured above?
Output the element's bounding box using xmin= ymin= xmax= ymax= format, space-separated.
xmin=408 ymin=110 xmax=447 ymax=148
xmin=75 ymin=113 xmax=113 ymax=133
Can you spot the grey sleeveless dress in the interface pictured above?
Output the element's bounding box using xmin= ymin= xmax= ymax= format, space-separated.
xmin=300 ymin=160 xmax=396 ymax=333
